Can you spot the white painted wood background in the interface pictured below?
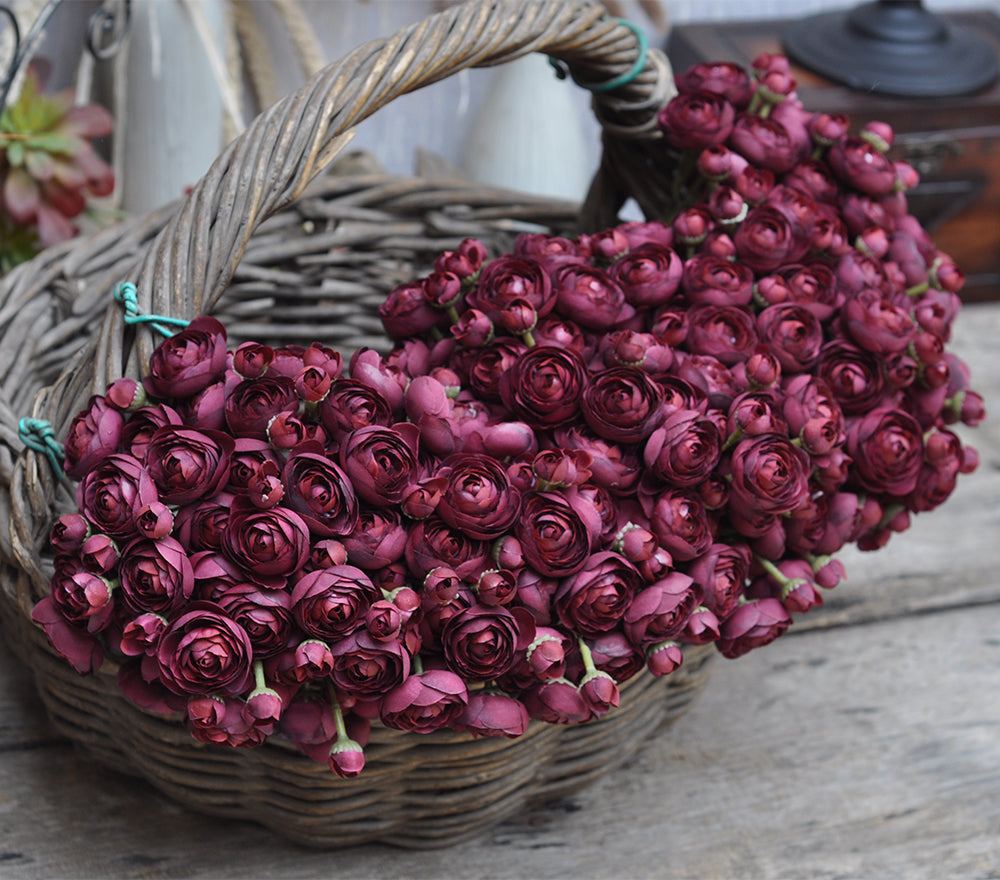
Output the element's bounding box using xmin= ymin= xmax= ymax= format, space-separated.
xmin=6 ymin=0 xmax=1000 ymax=214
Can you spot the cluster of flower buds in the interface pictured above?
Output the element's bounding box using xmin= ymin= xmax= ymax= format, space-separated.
xmin=35 ymin=53 xmax=983 ymax=779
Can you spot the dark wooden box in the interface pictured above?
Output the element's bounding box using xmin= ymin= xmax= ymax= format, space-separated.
xmin=667 ymin=9 xmax=1000 ymax=302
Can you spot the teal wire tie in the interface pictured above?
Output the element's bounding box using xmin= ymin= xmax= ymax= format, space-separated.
xmin=548 ymin=18 xmax=649 ymax=93
xmin=18 ymin=418 xmax=68 ymax=482
xmin=113 ymin=282 xmax=190 ymax=338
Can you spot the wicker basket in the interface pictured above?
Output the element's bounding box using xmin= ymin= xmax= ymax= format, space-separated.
xmin=0 ymin=0 xmax=714 ymax=849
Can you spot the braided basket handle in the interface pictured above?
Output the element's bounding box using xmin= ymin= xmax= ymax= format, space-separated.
xmin=95 ymin=0 xmax=674 ymax=387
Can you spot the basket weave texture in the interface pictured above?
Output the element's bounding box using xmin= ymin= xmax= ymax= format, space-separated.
xmin=0 ymin=0 xmax=713 ymax=848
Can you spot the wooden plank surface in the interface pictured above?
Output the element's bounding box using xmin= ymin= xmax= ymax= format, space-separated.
xmin=0 ymin=302 xmax=997 ymax=879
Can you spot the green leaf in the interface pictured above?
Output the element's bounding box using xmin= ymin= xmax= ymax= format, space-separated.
xmin=23 ymin=133 xmax=79 ymax=155
xmin=6 ymin=140 xmax=25 ymax=166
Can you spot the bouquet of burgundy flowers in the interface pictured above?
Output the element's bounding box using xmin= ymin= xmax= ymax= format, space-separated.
xmin=32 ymin=52 xmax=984 ymax=779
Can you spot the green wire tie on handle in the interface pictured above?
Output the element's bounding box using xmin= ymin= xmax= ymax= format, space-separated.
xmin=548 ymin=17 xmax=649 ymax=92
xmin=113 ymin=282 xmax=190 ymax=338
xmin=17 ymin=417 xmax=69 ymax=483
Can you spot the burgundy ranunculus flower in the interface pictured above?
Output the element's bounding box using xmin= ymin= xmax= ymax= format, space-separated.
xmin=846 ymin=407 xmax=924 ymax=497
xmin=215 ymin=582 xmax=294 ymax=658
xmin=118 ymin=535 xmax=194 ymax=616
xmin=550 ymin=263 xmax=635 ymax=330
xmin=63 ymin=394 xmax=124 ymax=479
xmin=842 ymin=288 xmax=917 ymax=354
xmin=522 ymin=678 xmax=591 ymax=724
xmin=379 ymin=669 xmax=469 ymax=733
xmin=145 ymin=426 xmax=233 ymax=505
xmin=76 ymin=453 xmax=158 ymax=539
xmin=609 ymin=242 xmax=683 ymax=309
xmin=728 ymin=433 xmax=812 ymax=518
xmin=729 ymin=114 xmax=802 ymax=174
xmin=466 ymin=255 xmax=554 ymax=324
xmin=756 ymin=303 xmax=824 ymax=373
xmin=119 ymin=611 xmax=168 ymax=657
xmin=49 ymin=513 xmax=91 ymax=555
xmin=554 ymin=551 xmax=641 ymax=637
xmin=782 ymin=375 xmax=846 ymax=456
xmin=552 ymin=425 xmax=641 ymax=496
xmin=681 ymin=253 xmax=754 ymax=307
xmin=291 ymin=565 xmax=381 ymax=641
xmin=318 ymin=378 xmax=394 ymax=442
xmin=49 ymin=563 xmax=115 ymax=631
xmin=676 ymin=61 xmax=753 ymax=106
xmin=455 ymin=691 xmax=530 ymax=738
xmin=342 ymin=507 xmax=408 ymax=570
xmin=687 ymin=542 xmax=751 ymax=618
xmin=174 ymin=495 xmax=231 ymax=551
xmin=624 ymin=571 xmax=700 ymax=647
xmin=685 ymin=304 xmax=759 ymax=366
xmin=435 ymin=453 xmax=521 ymax=540
xmin=379 ymin=280 xmax=442 ymax=340
xmin=468 ymin=337 xmax=527 ymax=402
xmin=827 ymin=135 xmax=896 ymax=196
xmin=648 ymin=489 xmax=714 ymax=562
xmin=339 ymin=424 xmax=419 ymax=507
xmin=281 ymin=450 xmax=359 ymax=537
xmin=330 ymin=629 xmax=410 ymax=699
xmin=717 ymin=598 xmax=791 ymax=658
xmin=658 ymin=91 xmax=735 ymax=150
xmin=516 ymin=492 xmax=592 ymax=578
xmin=499 ymin=346 xmax=588 ymax=428
xmin=222 ymin=499 xmax=311 ymax=586
xmin=223 ymin=376 xmax=298 ymax=440
xmin=31 ymin=596 xmax=104 ymax=674
xmin=643 ymin=408 xmax=722 ymax=488
xmin=405 ymin=515 xmax=490 ymax=582
xmin=816 ymin=339 xmax=887 ymax=416
xmin=155 ymin=601 xmax=254 ymax=696
xmin=441 ymin=604 xmax=535 ymax=682
xmin=144 ymin=316 xmax=228 ymax=400
xmin=733 ymin=205 xmax=803 ymax=273
xmin=582 ymin=366 xmax=664 ymax=444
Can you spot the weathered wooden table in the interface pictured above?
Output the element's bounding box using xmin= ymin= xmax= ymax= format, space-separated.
xmin=1 ymin=304 xmax=998 ymax=880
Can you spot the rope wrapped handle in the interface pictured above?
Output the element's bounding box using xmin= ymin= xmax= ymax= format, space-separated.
xmin=91 ymin=0 xmax=674 ymax=390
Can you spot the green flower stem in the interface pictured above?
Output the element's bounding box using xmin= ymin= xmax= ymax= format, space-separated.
xmin=446 ymin=305 xmax=462 ymax=325
xmin=577 ymin=636 xmax=598 ymax=677
xmin=876 ymin=502 xmax=907 ymax=530
xmin=721 ymin=427 xmax=744 ymax=453
xmin=253 ymin=659 xmax=267 ymax=693
xmin=328 ymin=685 xmax=350 ymax=741
xmin=754 ymin=554 xmax=791 ymax=589
xmin=521 ymin=329 xmax=536 ymax=348
xmin=412 ymin=654 xmax=425 ymax=675
xmin=906 ymin=281 xmax=930 ymax=298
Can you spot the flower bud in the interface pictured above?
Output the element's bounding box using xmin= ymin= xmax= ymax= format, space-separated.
xmin=646 ymin=640 xmax=683 ymax=677
xmin=579 ymin=670 xmax=620 ymax=717
xmin=329 ymin=738 xmax=365 ymax=778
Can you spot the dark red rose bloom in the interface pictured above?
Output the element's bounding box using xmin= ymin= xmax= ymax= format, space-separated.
xmin=516 ymin=492 xmax=592 ymax=578
xmin=338 ymin=423 xmax=419 ymax=507
xmin=379 ymin=669 xmax=469 ymax=733
xmin=455 ymin=691 xmax=530 ymax=738
xmin=144 ymin=316 xmax=228 ymax=400
xmin=499 ymin=346 xmax=587 ymax=428
xmin=643 ymin=408 xmax=722 ymax=487
xmin=63 ymin=394 xmax=124 ymax=479
xmin=223 ymin=376 xmax=298 ymax=440
xmin=717 ymin=598 xmax=791 ymax=658
xmin=76 ymin=453 xmax=158 ymax=539
xmin=555 ymin=551 xmax=641 ymax=637
xmin=675 ymin=61 xmax=753 ymax=106
xmin=552 ymin=425 xmax=642 ymax=496
xmin=728 ymin=433 xmax=812 ymax=518
xmin=648 ymin=489 xmax=714 ymax=562
xmin=727 ymin=389 xmax=788 ymax=438
xmin=155 ymin=601 xmax=254 ymax=696
xmin=756 ymin=303 xmax=824 ymax=373
xmin=658 ymin=91 xmax=736 ymax=150
xmin=281 ymin=449 xmax=359 ymax=537
xmin=466 ymin=255 xmax=555 ymax=324
xmin=586 ymin=630 xmax=646 ymax=682
xmin=582 ymin=366 xmax=664 ymax=444
xmin=733 ymin=205 xmax=804 ymax=273
xmin=118 ymin=535 xmax=194 ymax=616
xmin=225 ymin=438 xmax=281 ymax=493
xmin=778 ymin=262 xmax=841 ymax=322
xmin=681 ymin=252 xmax=754 ymax=306
xmin=623 ymin=571 xmax=700 ymax=647
xmin=222 ymin=499 xmax=311 ymax=586
xmin=405 ymin=515 xmax=490 ymax=582
xmin=330 ymin=629 xmax=410 ymax=699
xmin=49 ymin=562 xmax=115 ymax=631
xmin=846 ymin=407 xmax=924 ymax=497
xmin=215 ymin=582 xmax=294 ymax=658
xmin=550 ymin=263 xmax=635 ymax=330
xmin=441 ymin=603 xmax=535 ymax=682
xmin=340 ymin=506 xmax=408 ymax=570
xmin=435 ymin=453 xmax=521 ymax=540
xmin=782 ymin=375 xmax=846 ymax=457
xmin=291 ymin=564 xmax=381 ymax=641
xmin=145 ymin=426 xmax=233 ymax=505
xmin=685 ymin=304 xmax=759 ymax=366
xmin=522 ymin=678 xmax=591 ymax=724
xmin=435 ymin=237 xmax=489 ymax=279
xmin=50 ymin=513 xmax=91 ymax=556
xmin=609 ymin=242 xmax=683 ymax=309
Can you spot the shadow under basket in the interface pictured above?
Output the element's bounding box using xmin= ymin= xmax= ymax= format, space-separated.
xmin=0 ymin=0 xmax=713 ymax=850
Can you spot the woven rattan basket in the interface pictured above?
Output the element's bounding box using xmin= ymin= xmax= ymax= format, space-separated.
xmin=0 ymin=0 xmax=714 ymax=848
